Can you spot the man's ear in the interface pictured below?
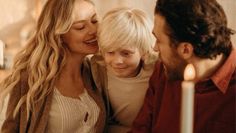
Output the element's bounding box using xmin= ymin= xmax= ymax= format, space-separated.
xmin=176 ymin=42 xmax=194 ymax=59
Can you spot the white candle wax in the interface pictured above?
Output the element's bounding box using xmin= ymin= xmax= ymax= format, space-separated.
xmin=181 ymin=81 xmax=195 ymax=133
xmin=181 ymin=64 xmax=196 ymax=133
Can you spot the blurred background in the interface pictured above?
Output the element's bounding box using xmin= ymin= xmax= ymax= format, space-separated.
xmin=0 ymin=0 xmax=235 ymax=73
xmin=0 ymin=0 xmax=236 ymax=127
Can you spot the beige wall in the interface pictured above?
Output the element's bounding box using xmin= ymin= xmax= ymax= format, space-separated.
xmin=0 ymin=0 xmax=235 ymax=49
xmin=218 ymin=0 xmax=236 ymax=46
xmin=92 ymin=0 xmax=156 ymax=19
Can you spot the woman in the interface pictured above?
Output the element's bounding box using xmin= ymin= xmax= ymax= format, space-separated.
xmin=0 ymin=0 xmax=105 ymax=132
xmin=91 ymin=7 xmax=158 ymax=133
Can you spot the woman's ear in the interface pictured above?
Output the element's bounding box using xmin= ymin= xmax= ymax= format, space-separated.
xmin=176 ymin=42 xmax=194 ymax=59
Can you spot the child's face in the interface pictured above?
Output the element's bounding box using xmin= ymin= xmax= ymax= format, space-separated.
xmin=104 ymin=46 xmax=142 ymax=78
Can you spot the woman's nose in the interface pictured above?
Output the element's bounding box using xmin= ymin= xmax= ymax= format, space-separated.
xmin=88 ymin=23 xmax=97 ymax=35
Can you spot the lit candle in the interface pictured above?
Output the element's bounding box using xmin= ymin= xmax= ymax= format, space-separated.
xmin=0 ymin=40 xmax=4 ymax=68
xmin=181 ymin=64 xmax=196 ymax=133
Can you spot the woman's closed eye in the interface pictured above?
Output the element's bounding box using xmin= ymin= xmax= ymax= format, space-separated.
xmin=75 ymin=25 xmax=85 ymax=30
xmin=91 ymin=19 xmax=98 ymax=24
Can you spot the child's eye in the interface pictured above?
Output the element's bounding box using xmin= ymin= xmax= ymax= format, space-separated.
xmin=106 ymin=51 xmax=115 ymax=55
xmin=121 ymin=52 xmax=130 ymax=57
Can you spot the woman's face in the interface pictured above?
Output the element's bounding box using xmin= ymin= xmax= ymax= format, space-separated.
xmin=62 ymin=0 xmax=98 ymax=56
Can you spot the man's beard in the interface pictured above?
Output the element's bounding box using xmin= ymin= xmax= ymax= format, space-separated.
xmin=164 ymin=58 xmax=187 ymax=82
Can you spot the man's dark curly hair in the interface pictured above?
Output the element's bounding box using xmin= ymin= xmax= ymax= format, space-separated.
xmin=155 ymin=0 xmax=234 ymax=59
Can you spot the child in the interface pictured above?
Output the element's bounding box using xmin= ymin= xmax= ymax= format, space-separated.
xmin=91 ymin=7 xmax=158 ymax=133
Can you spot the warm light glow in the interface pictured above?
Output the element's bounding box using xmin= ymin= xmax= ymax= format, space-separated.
xmin=0 ymin=40 xmax=4 ymax=67
xmin=184 ymin=64 xmax=196 ymax=81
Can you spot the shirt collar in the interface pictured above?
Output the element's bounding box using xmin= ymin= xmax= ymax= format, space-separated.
xmin=211 ymin=49 xmax=236 ymax=93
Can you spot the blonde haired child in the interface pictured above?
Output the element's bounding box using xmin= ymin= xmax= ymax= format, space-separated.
xmin=91 ymin=7 xmax=158 ymax=133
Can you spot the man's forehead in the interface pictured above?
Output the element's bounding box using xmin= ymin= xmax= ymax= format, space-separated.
xmin=154 ymin=14 xmax=165 ymax=27
xmin=153 ymin=15 xmax=163 ymax=35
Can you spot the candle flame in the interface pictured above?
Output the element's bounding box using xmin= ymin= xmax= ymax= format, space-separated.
xmin=184 ymin=64 xmax=196 ymax=81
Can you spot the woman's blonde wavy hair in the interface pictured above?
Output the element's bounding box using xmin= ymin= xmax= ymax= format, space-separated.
xmin=98 ymin=7 xmax=158 ymax=69
xmin=0 ymin=0 xmax=94 ymax=120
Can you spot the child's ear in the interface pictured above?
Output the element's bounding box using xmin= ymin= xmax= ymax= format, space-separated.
xmin=176 ymin=42 xmax=194 ymax=59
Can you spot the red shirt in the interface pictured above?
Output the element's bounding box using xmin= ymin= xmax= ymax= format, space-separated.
xmin=129 ymin=49 xmax=236 ymax=133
